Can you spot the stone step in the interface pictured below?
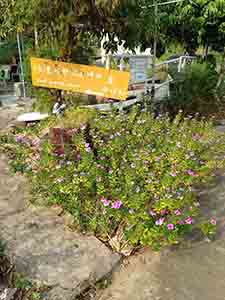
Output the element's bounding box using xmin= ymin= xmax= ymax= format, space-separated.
xmin=0 ymin=95 xmax=17 ymax=106
xmin=1 ymin=207 xmax=120 ymax=299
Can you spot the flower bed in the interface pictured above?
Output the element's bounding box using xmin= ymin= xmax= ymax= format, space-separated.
xmin=1 ymin=108 xmax=225 ymax=250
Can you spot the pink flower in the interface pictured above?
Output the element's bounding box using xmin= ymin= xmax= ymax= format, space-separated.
xmin=167 ymin=223 xmax=174 ymax=231
xmin=155 ymin=218 xmax=165 ymax=226
xmin=176 ymin=220 xmax=184 ymax=225
xmin=101 ymin=198 xmax=110 ymax=207
xmin=160 ymin=209 xmax=167 ymax=215
xmin=149 ymin=209 xmax=157 ymax=216
xmin=111 ymin=200 xmax=122 ymax=209
xmin=210 ymin=218 xmax=216 ymax=225
xmin=174 ymin=209 xmax=181 ymax=216
xmin=170 ymin=171 xmax=177 ymax=177
xmin=187 ymin=169 xmax=197 ymax=177
xmin=192 ymin=133 xmax=200 ymax=141
xmin=185 ymin=217 xmax=193 ymax=224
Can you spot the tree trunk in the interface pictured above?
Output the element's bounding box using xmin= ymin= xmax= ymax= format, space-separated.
xmin=34 ymin=22 xmax=39 ymax=50
xmin=216 ymin=47 xmax=225 ymax=90
xmin=205 ymin=44 xmax=209 ymax=59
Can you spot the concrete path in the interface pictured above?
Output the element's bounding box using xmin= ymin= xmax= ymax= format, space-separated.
xmin=0 ymin=106 xmax=120 ymax=299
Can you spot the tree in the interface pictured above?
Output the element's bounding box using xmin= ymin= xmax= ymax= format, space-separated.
xmin=0 ymin=0 xmax=143 ymax=57
xmin=167 ymin=0 xmax=225 ymax=55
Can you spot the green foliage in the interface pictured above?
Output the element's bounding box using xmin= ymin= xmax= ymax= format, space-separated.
xmin=0 ymin=239 xmax=6 ymax=257
xmin=3 ymin=109 xmax=225 ymax=250
xmin=31 ymin=89 xmax=55 ymax=113
xmin=0 ymin=40 xmax=18 ymax=64
xmin=14 ymin=275 xmax=33 ymax=289
xmin=169 ymin=0 xmax=225 ymax=54
xmin=163 ymin=62 xmax=222 ymax=116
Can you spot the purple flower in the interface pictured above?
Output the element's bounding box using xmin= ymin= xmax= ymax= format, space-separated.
xmin=185 ymin=217 xmax=193 ymax=224
xmin=101 ymin=198 xmax=110 ymax=207
xmin=167 ymin=223 xmax=174 ymax=231
xmin=187 ymin=169 xmax=197 ymax=177
xmin=111 ymin=200 xmax=122 ymax=209
xmin=210 ymin=218 xmax=216 ymax=225
xmin=149 ymin=209 xmax=157 ymax=216
xmin=85 ymin=143 xmax=91 ymax=152
xmin=174 ymin=209 xmax=181 ymax=216
xmin=80 ymin=124 xmax=86 ymax=130
xmin=108 ymin=169 xmax=113 ymax=174
xmin=155 ymin=218 xmax=165 ymax=226
xmin=155 ymin=156 xmax=161 ymax=161
xmin=15 ymin=135 xmax=25 ymax=143
xmin=76 ymin=154 xmax=81 ymax=161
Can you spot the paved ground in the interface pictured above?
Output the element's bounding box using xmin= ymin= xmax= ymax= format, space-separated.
xmin=0 ymin=106 xmax=120 ymax=299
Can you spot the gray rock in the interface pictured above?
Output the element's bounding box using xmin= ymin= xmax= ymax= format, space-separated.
xmin=0 ymin=152 xmax=120 ymax=300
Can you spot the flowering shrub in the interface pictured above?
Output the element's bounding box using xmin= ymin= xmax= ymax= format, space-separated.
xmin=1 ymin=108 xmax=225 ymax=250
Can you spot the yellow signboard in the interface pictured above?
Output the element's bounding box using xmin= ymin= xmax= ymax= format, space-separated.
xmin=31 ymin=57 xmax=130 ymax=100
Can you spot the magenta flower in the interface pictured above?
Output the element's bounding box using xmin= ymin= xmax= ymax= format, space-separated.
xmin=155 ymin=218 xmax=165 ymax=226
xmin=210 ymin=218 xmax=216 ymax=225
xmin=185 ymin=217 xmax=193 ymax=224
xmin=167 ymin=223 xmax=174 ymax=231
xmin=149 ymin=209 xmax=157 ymax=216
xmin=111 ymin=200 xmax=122 ymax=209
xmin=101 ymin=198 xmax=110 ymax=207
xmin=174 ymin=209 xmax=181 ymax=216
